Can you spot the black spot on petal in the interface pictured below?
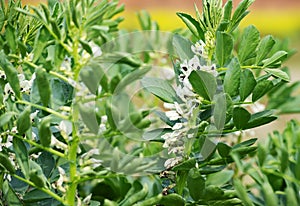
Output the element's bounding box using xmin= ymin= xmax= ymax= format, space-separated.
xmin=182 ymin=66 xmax=188 ymax=71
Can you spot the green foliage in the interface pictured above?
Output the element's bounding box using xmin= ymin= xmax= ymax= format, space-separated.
xmin=0 ymin=0 xmax=299 ymax=205
xmin=234 ymin=120 xmax=300 ymax=206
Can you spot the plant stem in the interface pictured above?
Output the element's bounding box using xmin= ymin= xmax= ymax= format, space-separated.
xmin=12 ymin=133 xmax=66 ymax=158
xmin=17 ymin=100 xmax=69 ymax=120
xmin=241 ymin=65 xmax=264 ymax=69
xmin=11 ymin=174 xmax=66 ymax=204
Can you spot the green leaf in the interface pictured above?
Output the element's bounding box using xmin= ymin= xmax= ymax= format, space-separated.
xmin=154 ymin=110 xmax=176 ymax=127
xmin=159 ymin=193 xmax=185 ymax=206
xmin=262 ymin=182 xmax=278 ymax=206
xmin=29 ymin=160 xmax=48 ymax=188
xmin=232 ymin=138 xmax=257 ymax=150
xmin=252 ymin=79 xmax=273 ymax=102
xmin=275 ymin=96 xmax=300 ymax=114
xmin=105 ymin=99 xmax=117 ymax=130
xmin=239 ymin=69 xmax=256 ymax=101
xmin=255 ymin=35 xmax=275 ymax=65
xmin=224 ymin=58 xmax=241 ymax=97
xmin=213 ymin=93 xmax=227 ymax=130
xmin=203 ymin=185 xmax=224 ymax=201
xmin=223 ymin=0 xmax=232 ymax=22
xmin=79 ymin=103 xmax=99 ymax=134
xmin=50 ymin=19 xmax=61 ymax=39
xmin=121 ymin=183 xmax=148 ymax=206
xmin=280 ymin=148 xmax=289 ymax=172
xmin=13 ymin=137 xmax=29 ymax=178
xmin=234 ymin=179 xmax=254 ymax=206
xmin=217 ymin=142 xmax=232 ymax=157
xmin=172 ymin=34 xmax=194 ymax=61
xmin=238 ymin=25 xmax=260 ymax=64
xmin=187 ymin=168 xmax=205 ymax=201
xmin=0 ymin=112 xmax=16 ymax=128
xmin=262 ymin=51 xmax=288 ymax=68
xmin=114 ymin=66 xmax=151 ymax=94
xmin=172 ymin=158 xmax=196 ymax=171
xmin=0 ymin=153 xmax=15 ymax=174
xmin=229 ymin=0 xmax=254 ymax=32
xmin=233 ymin=107 xmax=251 ymax=130
xmin=142 ymin=128 xmax=172 ymax=142
xmin=216 ymin=31 xmax=233 ymax=67
xmin=244 ymin=110 xmax=277 ymax=129
xmin=79 ymin=39 xmax=93 ymax=54
xmin=137 ymin=10 xmax=151 ymax=30
xmin=36 ymin=68 xmax=51 ymax=107
xmin=5 ymin=23 xmax=17 ymax=53
xmin=36 ymin=152 xmax=55 ymax=178
xmin=176 ymin=12 xmax=204 ymax=40
xmin=50 ymin=78 xmax=74 ymax=109
xmin=285 ymin=187 xmax=298 ymax=206
xmin=206 ymin=170 xmax=234 ymax=187
xmin=17 ymin=107 xmax=31 ymax=135
xmin=0 ymin=51 xmax=21 ymax=99
xmin=2 ymin=181 xmax=22 ymax=205
xmin=189 ymin=70 xmax=217 ymax=101
xmin=141 ymin=77 xmax=178 ymax=103
xmin=23 ymin=188 xmax=52 ymax=202
xmin=38 ymin=116 xmax=52 ymax=147
xmin=265 ymin=68 xmax=289 ymax=82
xmin=0 ymin=8 xmax=4 ymax=32
xmin=80 ymin=65 xmax=102 ymax=95
xmin=33 ymin=26 xmax=49 ymax=63
xmin=257 ymin=145 xmax=267 ymax=166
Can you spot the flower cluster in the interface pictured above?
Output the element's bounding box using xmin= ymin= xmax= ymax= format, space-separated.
xmin=162 ymin=40 xmax=218 ymax=169
xmin=1 ymin=72 xmax=35 ymax=102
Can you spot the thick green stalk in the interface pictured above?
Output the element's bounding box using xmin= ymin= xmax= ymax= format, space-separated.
xmin=12 ymin=133 xmax=66 ymax=158
xmin=17 ymin=100 xmax=69 ymax=120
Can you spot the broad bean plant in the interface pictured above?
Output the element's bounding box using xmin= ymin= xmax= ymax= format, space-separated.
xmin=0 ymin=0 xmax=299 ymax=205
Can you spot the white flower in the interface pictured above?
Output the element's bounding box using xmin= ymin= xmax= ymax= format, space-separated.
xmin=191 ymin=40 xmax=208 ymax=58
xmin=176 ymin=85 xmax=195 ymax=101
xmin=52 ymin=167 xmax=67 ymax=193
xmin=164 ymin=157 xmax=183 ymax=169
xmin=202 ymin=64 xmax=218 ymax=77
xmin=165 ymin=110 xmax=181 ymax=121
xmin=58 ymin=120 xmax=73 ymax=136
xmin=51 ymin=136 xmax=68 ymax=150
xmin=4 ymin=83 xmax=14 ymax=101
xmin=91 ymin=43 xmax=102 ymax=57
xmin=0 ymin=70 xmax=6 ymax=80
xmin=172 ymin=123 xmax=183 ymax=130
xmin=188 ymin=56 xmax=201 ymax=71
xmin=3 ymin=73 xmax=35 ymax=102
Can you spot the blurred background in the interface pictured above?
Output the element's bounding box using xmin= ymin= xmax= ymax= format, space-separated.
xmin=22 ymin=0 xmax=300 ymax=137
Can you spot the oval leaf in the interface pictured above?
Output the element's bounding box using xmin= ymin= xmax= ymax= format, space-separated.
xmin=13 ymin=137 xmax=29 ymax=178
xmin=265 ymin=68 xmax=289 ymax=82
xmin=224 ymin=58 xmax=241 ymax=97
xmin=216 ymin=31 xmax=233 ymax=67
xmin=252 ymin=79 xmax=273 ymax=102
xmin=141 ymin=77 xmax=178 ymax=103
xmin=239 ymin=69 xmax=256 ymax=101
xmin=189 ymin=70 xmax=217 ymax=101
xmin=233 ymin=107 xmax=251 ymax=130
xmin=187 ymin=168 xmax=205 ymax=201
